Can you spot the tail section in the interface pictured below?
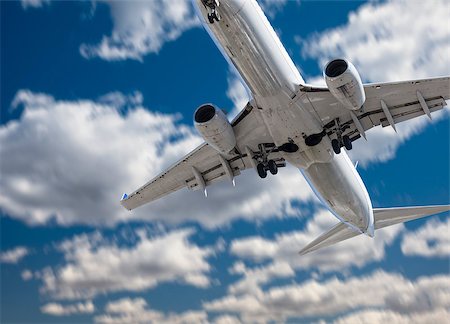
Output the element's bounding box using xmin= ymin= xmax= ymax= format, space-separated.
xmin=299 ymin=205 xmax=450 ymax=255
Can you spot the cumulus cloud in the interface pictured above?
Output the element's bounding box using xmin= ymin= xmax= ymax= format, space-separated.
xmin=213 ymin=314 xmax=243 ymax=324
xmin=226 ymin=73 xmax=250 ymax=120
xmin=0 ymin=90 xmax=314 ymax=228
xmin=333 ymin=308 xmax=450 ymax=324
xmin=401 ymin=218 xmax=450 ymax=258
xmin=258 ymin=0 xmax=289 ymax=18
xmin=0 ymin=246 xmax=29 ymax=264
xmin=301 ymin=0 xmax=450 ymax=82
xmin=41 ymin=300 xmax=95 ymax=316
xmin=94 ymin=297 xmax=207 ymax=324
xmin=349 ymin=108 xmax=449 ymax=166
xmin=230 ymin=209 xmax=403 ymax=282
xmin=204 ymin=271 xmax=450 ymax=323
xmin=300 ymin=0 xmax=450 ymax=166
xmin=80 ymin=0 xmax=200 ymax=61
xmin=37 ymin=229 xmax=212 ymax=300
xmin=228 ymin=261 xmax=295 ymax=295
xmin=21 ymin=269 xmax=34 ymax=281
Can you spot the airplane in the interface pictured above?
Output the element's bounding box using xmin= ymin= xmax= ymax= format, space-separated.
xmin=121 ymin=0 xmax=450 ymax=255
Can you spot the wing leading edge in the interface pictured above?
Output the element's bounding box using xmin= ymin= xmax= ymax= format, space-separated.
xmin=121 ymin=102 xmax=282 ymax=210
xmin=299 ymin=205 xmax=450 ymax=255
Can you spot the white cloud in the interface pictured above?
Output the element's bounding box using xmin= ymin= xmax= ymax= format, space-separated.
xmin=213 ymin=314 xmax=242 ymax=324
xmin=105 ymin=297 xmax=147 ymax=314
xmin=401 ymin=218 xmax=450 ymax=258
xmin=21 ymin=269 xmax=34 ymax=281
xmin=1 ymin=90 xmax=314 ymax=228
xmin=94 ymin=297 xmax=207 ymax=324
xmin=21 ymin=0 xmax=49 ymax=9
xmin=333 ymin=308 xmax=450 ymax=324
xmin=300 ymin=0 xmax=450 ymax=166
xmin=97 ymin=91 xmax=143 ymax=108
xmin=230 ymin=210 xmax=402 ymax=275
xmin=37 ymin=229 xmax=212 ymax=300
xmin=204 ymin=271 xmax=450 ymax=323
xmin=0 ymin=246 xmax=29 ymax=264
xmin=228 ymin=261 xmax=295 ymax=295
xmin=259 ymin=0 xmax=290 ymax=19
xmin=301 ymin=0 xmax=450 ymax=83
xmin=226 ymin=74 xmax=250 ymax=121
xmin=80 ymin=0 xmax=200 ymax=61
xmin=41 ymin=300 xmax=95 ymax=316
xmin=226 ymin=209 xmax=406 ymax=296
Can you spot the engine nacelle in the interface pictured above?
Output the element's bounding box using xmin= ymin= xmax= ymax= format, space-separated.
xmin=324 ymin=59 xmax=366 ymax=110
xmin=194 ymin=104 xmax=236 ymax=154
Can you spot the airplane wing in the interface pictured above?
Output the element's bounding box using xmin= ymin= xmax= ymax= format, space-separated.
xmin=299 ymin=76 xmax=450 ymax=141
xmin=299 ymin=205 xmax=450 ymax=255
xmin=121 ymin=103 xmax=282 ymax=210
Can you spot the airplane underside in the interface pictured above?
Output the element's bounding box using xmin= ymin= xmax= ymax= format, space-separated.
xmin=120 ymin=0 xmax=450 ymax=255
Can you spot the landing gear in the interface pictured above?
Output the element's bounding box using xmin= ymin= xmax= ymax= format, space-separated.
xmin=330 ymin=118 xmax=353 ymax=155
xmin=203 ymin=0 xmax=221 ymax=24
xmin=207 ymin=12 xmax=220 ymax=23
xmin=256 ymin=160 xmax=277 ymax=178
xmin=249 ymin=143 xmax=286 ymax=179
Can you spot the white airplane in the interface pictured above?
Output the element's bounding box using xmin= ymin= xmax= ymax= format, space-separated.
xmin=121 ymin=0 xmax=450 ymax=255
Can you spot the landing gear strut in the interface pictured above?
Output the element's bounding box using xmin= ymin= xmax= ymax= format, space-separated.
xmin=203 ymin=0 xmax=221 ymax=24
xmin=331 ymin=119 xmax=353 ymax=155
xmin=250 ymin=143 xmax=285 ymax=179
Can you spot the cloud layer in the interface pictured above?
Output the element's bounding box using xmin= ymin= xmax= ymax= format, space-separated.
xmin=37 ymin=229 xmax=212 ymax=300
xmin=41 ymin=300 xmax=95 ymax=316
xmin=204 ymin=271 xmax=450 ymax=323
xmin=401 ymin=218 xmax=450 ymax=258
xmin=94 ymin=297 xmax=207 ymax=324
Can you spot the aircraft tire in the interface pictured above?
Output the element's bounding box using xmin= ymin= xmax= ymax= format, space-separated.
xmin=268 ymin=160 xmax=278 ymax=175
xmin=257 ymin=163 xmax=267 ymax=178
xmin=343 ymin=135 xmax=352 ymax=150
xmin=331 ymin=139 xmax=341 ymax=154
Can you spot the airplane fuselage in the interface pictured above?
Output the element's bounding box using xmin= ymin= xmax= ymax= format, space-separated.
xmin=195 ymin=0 xmax=374 ymax=235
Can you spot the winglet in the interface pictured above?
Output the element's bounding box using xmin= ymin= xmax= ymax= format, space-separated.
xmin=121 ymin=193 xmax=128 ymax=201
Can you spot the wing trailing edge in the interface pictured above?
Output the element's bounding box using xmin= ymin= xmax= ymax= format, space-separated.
xmin=299 ymin=205 xmax=450 ymax=256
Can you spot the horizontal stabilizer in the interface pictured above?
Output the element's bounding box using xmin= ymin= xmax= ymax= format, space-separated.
xmin=299 ymin=205 xmax=450 ymax=255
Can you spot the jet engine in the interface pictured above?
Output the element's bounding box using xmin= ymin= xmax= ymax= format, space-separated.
xmin=194 ymin=104 xmax=236 ymax=154
xmin=324 ymin=59 xmax=366 ymax=110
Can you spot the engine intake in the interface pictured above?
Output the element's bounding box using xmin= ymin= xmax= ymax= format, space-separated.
xmin=325 ymin=59 xmax=348 ymax=78
xmin=194 ymin=104 xmax=236 ymax=154
xmin=194 ymin=104 xmax=216 ymax=123
xmin=324 ymin=59 xmax=365 ymax=111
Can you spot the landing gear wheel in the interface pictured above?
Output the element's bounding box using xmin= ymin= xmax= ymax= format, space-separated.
xmin=331 ymin=139 xmax=341 ymax=154
xmin=207 ymin=14 xmax=214 ymax=24
xmin=212 ymin=11 xmax=220 ymax=21
xmin=343 ymin=135 xmax=352 ymax=151
xmin=257 ymin=163 xmax=267 ymax=179
xmin=268 ymin=160 xmax=278 ymax=175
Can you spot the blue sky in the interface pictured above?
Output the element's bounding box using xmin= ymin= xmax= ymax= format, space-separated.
xmin=1 ymin=0 xmax=449 ymax=323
